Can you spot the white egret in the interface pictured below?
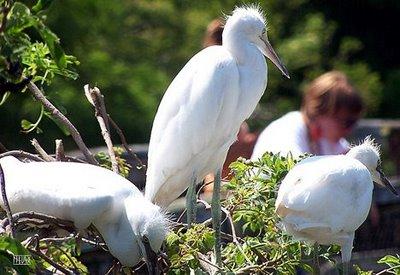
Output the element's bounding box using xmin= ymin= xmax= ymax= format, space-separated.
xmin=145 ymin=5 xmax=289 ymax=263
xmin=275 ymin=137 xmax=398 ymax=273
xmin=0 ymin=156 xmax=168 ymax=270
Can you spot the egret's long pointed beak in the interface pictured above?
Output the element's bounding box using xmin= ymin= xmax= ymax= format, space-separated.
xmin=260 ymin=36 xmax=290 ymax=79
xmin=375 ymin=166 xmax=398 ymax=196
xmin=138 ymin=240 xmax=158 ymax=275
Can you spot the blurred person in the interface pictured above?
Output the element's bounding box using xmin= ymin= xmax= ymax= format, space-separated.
xmin=252 ymin=71 xmax=364 ymax=159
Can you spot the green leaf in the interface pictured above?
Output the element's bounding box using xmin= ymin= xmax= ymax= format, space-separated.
xmin=378 ymin=255 xmax=400 ymax=266
xmin=32 ymin=0 xmax=54 ymax=13
xmin=21 ymin=119 xmax=34 ymax=131
xmin=0 ymin=92 xmax=10 ymax=105
xmin=36 ymin=25 xmax=67 ymax=69
xmin=0 ymin=235 xmax=36 ymax=272
xmin=6 ymin=2 xmax=37 ymax=33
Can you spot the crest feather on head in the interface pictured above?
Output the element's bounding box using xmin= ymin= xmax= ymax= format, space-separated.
xmin=351 ymin=135 xmax=381 ymax=157
xmin=225 ymin=4 xmax=267 ymax=26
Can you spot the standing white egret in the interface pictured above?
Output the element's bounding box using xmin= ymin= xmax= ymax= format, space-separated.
xmin=275 ymin=137 xmax=398 ymax=274
xmin=145 ymin=5 xmax=289 ymax=263
xmin=0 ymin=156 xmax=168 ymax=270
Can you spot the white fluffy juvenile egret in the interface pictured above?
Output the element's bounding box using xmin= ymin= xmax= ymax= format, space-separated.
xmin=145 ymin=5 xmax=289 ymax=263
xmin=0 ymin=156 xmax=168 ymax=270
xmin=275 ymin=138 xmax=398 ymax=273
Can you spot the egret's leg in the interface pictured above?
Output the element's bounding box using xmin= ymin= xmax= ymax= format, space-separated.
xmin=313 ymin=243 xmax=320 ymax=275
xmin=341 ymin=237 xmax=353 ymax=275
xmin=186 ymin=174 xmax=197 ymax=227
xmin=212 ymin=169 xmax=222 ymax=265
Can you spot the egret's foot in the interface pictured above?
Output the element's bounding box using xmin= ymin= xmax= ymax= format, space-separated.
xmin=212 ymin=169 xmax=222 ymax=265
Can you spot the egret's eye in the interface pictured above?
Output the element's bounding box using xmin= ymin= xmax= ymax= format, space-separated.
xmin=143 ymin=235 xmax=150 ymax=244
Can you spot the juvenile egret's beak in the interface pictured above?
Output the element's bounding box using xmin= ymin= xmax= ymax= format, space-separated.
xmin=259 ymin=35 xmax=290 ymax=79
xmin=138 ymin=238 xmax=158 ymax=275
xmin=375 ymin=165 xmax=398 ymax=196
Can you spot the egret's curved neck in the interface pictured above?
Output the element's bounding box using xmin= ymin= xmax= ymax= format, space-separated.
xmin=223 ymin=31 xmax=263 ymax=66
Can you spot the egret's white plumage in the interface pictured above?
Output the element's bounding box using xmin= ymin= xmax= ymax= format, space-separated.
xmin=145 ymin=5 xmax=289 ymax=207
xmin=275 ymin=138 xmax=398 ymax=264
xmin=0 ymin=156 xmax=168 ymax=267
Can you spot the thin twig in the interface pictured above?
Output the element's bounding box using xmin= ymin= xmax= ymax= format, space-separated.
xmin=197 ymin=198 xmax=211 ymax=209
xmin=0 ymin=150 xmax=44 ymax=162
xmin=55 ymin=139 xmax=65 ymax=161
xmin=53 ymin=245 xmax=80 ymax=272
xmin=84 ymin=85 xmax=118 ymax=173
xmin=108 ymin=116 xmax=145 ymax=169
xmin=39 ymin=235 xmax=76 ymax=244
xmin=0 ymin=163 xmax=15 ymax=237
xmin=27 ymin=82 xmax=98 ymax=165
xmin=28 ymin=247 xmax=74 ymax=274
xmin=221 ymin=207 xmax=252 ymax=265
xmin=376 ymin=264 xmax=400 ymax=275
xmin=105 ymin=260 xmax=120 ymax=275
xmin=177 ymin=209 xmax=187 ymax=223
xmin=197 ymin=252 xmax=221 ymax=273
xmin=197 ymin=179 xmax=214 ymax=197
xmin=31 ymin=138 xmax=55 ymax=161
xmin=235 ymin=265 xmax=260 ymax=274
xmin=81 ymin=237 xmax=107 ymax=249
xmin=1 ymin=211 xmax=74 ymax=231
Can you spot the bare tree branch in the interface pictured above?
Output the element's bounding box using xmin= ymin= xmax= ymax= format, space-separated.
xmin=27 ymin=82 xmax=98 ymax=165
xmin=0 ymin=150 xmax=44 ymax=162
xmin=0 ymin=163 xmax=15 ymax=237
xmin=0 ymin=211 xmax=74 ymax=231
xmin=84 ymin=85 xmax=119 ymax=173
xmin=55 ymin=139 xmax=65 ymax=161
xmin=31 ymin=138 xmax=55 ymax=161
xmin=108 ymin=116 xmax=145 ymax=169
xmin=29 ymin=247 xmax=74 ymax=274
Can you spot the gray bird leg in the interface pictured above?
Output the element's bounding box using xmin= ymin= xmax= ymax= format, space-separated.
xmin=340 ymin=234 xmax=354 ymax=275
xmin=186 ymin=173 xmax=197 ymax=227
xmin=212 ymin=169 xmax=222 ymax=265
xmin=313 ymin=243 xmax=320 ymax=275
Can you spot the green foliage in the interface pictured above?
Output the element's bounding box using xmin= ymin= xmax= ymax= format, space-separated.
xmin=0 ymin=0 xmax=79 ymax=148
xmin=95 ymin=147 xmax=132 ymax=178
xmin=0 ymin=1 xmax=78 ymax=87
xmin=221 ymin=153 xmax=320 ymax=274
xmin=166 ymin=153 xmax=338 ymax=274
xmin=0 ymin=235 xmax=35 ymax=274
xmin=166 ymin=224 xmax=215 ymax=273
xmin=355 ymin=254 xmax=400 ymax=274
xmin=35 ymin=239 xmax=88 ymax=274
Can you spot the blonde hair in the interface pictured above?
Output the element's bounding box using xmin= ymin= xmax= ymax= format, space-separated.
xmin=301 ymin=71 xmax=364 ymax=120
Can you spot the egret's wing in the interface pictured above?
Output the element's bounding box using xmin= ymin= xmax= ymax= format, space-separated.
xmin=146 ymin=46 xmax=240 ymax=205
xmin=0 ymin=157 xmax=138 ymax=228
xmin=276 ymin=155 xmax=373 ymax=231
xmin=276 ymin=156 xmax=343 ymax=215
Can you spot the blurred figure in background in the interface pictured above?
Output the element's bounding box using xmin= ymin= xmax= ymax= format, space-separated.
xmin=202 ymin=19 xmax=223 ymax=48
xmin=252 ymin=71 xmax=364 ymax=159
